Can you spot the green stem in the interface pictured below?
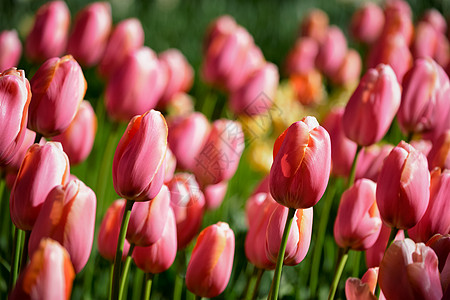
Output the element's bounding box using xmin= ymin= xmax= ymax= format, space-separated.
xmin=385 ymin=227 xmax=399 ymax=253
xmin=111 ymin=199 xmax=134 ymax=300
xmin=118 ymin=244 xmax=135 ymax=300
xmin=243 ymin=265 xmax=258 ymax=300
xmin=250 ymin=268 xmax=264 ymax=300
xmin=328 ymin=248 xmax=349 ymax=300
xmin=173 ymin=271 xmax=183 ymax=300
xmin=19 ymin=230 xmax=31 ymax=271
xmin=268 ymin=207 xmax=297 ymax=300
xmin=34 ymin=132 xmax=43 ymax=144
xmin=352 ymin=251 xmax=361 ymax=277
xmin=8 ymin=227 xmax=23 ymax=292
xmin=173 ymin=249 xmax=186 ymax=300
xmin=348 ymin=145 xmax=362 ymax=189
xmin=108 ymin=263 xmax=114 ymax=300
xmin=132 ymin=269 xmax=144 ymax=300
xmin=144 ymin=273 xmax=154 ymax=300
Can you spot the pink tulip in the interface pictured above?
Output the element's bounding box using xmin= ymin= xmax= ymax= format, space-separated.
xmin=350 ymin=2 xmax=384 ymax=44
xmin=379 ymin=238 xmax=442 ymax=300
xmin=28 ymin=179 xmax=96 ymax=273
xmin=132 ymin=207 xmax=177 ymax=274
xmin=126 ymin=185 xmax=170 ymax=247
xmin=355 ymin=144 xmax=394 ymax=182
xmin=10 ymin=239 xmax=75 ymax=300
xmin=299 ymin=9 xmax=329 ymax=43
xmin=382 ymin=0 xmax=413 ymax=45
xmin=435 ymin=34 xmax=450 ymax=68
xmin=343 ymin=64 xmax=401 ymax=146
xmin=168 ymin=112 xmax=210 ymax=171
xmin=0 ymin=68 xmax=31 ymax=166
xmin=0 ymin=30 xmax=22 ymax=71
xmin=10 ymin=142 xmax=70 ymax=231
xmin=52 ymin=100 xmax=97 ymax=165
xmin=427 ymin=130 xmax=450 ymax=171
xmin=252 ymin=175 xmax=270 ymax=195
xmin=193 ymin=119 xmax=244 ymax=187
xmin=105 ymin=47 xmax=164 ymax=122
xmin=322 ymin=108 xmax=357 ymax=178
xmin=331 ymin=49 xmax=362 ymax=86
xmin=229 ymin=62 xmax=279 ymax=116
xmin=67 ymin=2 xmax=112 ymax=66
xmin=28 ymin=55 xmax=87 ymax=137
xmin=186 ymin=222 xmax=235 ymax=298
xmin=4 ymin=129 xmax=37 ymax=172
xmin=284 ymin=37 xmax=319 ymax=76
xmin=410 ymin=139 xmax=433 ymax=158
xmin=266 ymin=205 xmax=313 ymax=266
xmin=168 ymin=173 xmax=205 ymax=250
xmin=165 ymin=92 xmax=194 ymax=117
xmin=408 ymin=168 xmax=450 ymax=242
xmin=25 ymin=1 xmax=70 ymax=63
xmin=315 ymin=26 xmax=348 ymax=77
xmin=412 ymin=22 xmax=439 ymax=60
xmin=113 ymin=110 xmax=168 ymax=201
xmin=203 ymin=15 xmax=238 ymax=51
xmin=203 ymin=180 xmax=228 ymax=210
xmin=421 ymin=9 xmax=447 ymax=34
xmin=426 ymin=234 xmax=450 ymax=297
xmin=270 ymin=116 xmax=331 ymax=209
xmin=345 ymin=267 xmax=379 ymax=300
xmin=98 ymin=199 xmax=130 ymax=261
xmin=376 ymin=141 xmax=430 ymax=229
xmin=163 ymin=148 xmax=176 ymax=183
xmin=365 ymin=223 xmax=404 ymax=268
xmin=98 ymin=18 xmax=144 ymax=78
xmin=423 ymin=76 xmax=450 ymax=143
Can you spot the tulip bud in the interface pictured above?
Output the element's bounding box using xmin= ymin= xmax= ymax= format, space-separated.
xmin=113 ymin=110 xmax=168 ymax=201
xmin=289 ymin=69 xmax=324 ymax=105
xmin=4 ymin=129 xmax=37 ymax=173
xmin=355 ymin=144 xmax=394 ymax=182
xmin=10 ymin=142 xmax=70 ymax=231
xmin=427 ymin=130 xmax=450 ymax=170
xmin=165 ymin=92 xmax=195 ymax=117
xmin=10 ymin=239 xmax=75 ymax=300
xmin=67 ymin=2 xmax=112 ymax=66
xmin=203 ymin=180 xmax=228 ymax=210
xmin=0 ymin=30 xmax=22 ymax=71
xmin=25 ymin=1 xmax=70 ymax=62
xmin=421 ymin=9 xmax=447 ymax=34
xmin=105 ymin=47 xmax=164 ymax=122
xmin=315 ymin=26 xmax=348 ymax=77
xmin=300 ymin=9 xmax=329 ymax=43
xmin=284 ymin=37 xmax=319 ymax=76
xmin=410 ymin=139 xmax=433 ymax=157
xmin=426 ymin=234 xmax=450 ymax=273
xmin=186 ymin=222 xmax=235 ymax=298
xmin=343 ymin=64 xmax=401 ymax=146
xmin=350 ymin=3 xmax=384 ymax=44
xmin=163 ymin=148 xmax=176 ymax=183
xmin=168 ymin=173 xmax=205 ymax=249
xmin=382 ymin=0 xmax=413 ymax=45
xmin=0 ymin=68 xmax=31 ymax=166
xmin=412 ymin=22 xmax=439 ymax=60
xmin=193 ymin=119 xmax=244 ymax=187
xmin=270 ymin=116 xmax=331 ymax=209
xmin=168 ymin=112 xmax=210 ymax=171
xmin=28 ymin=55 xmax=87 ymax=137
xmin=229 ymin=62 xmax=279 ymax=116
xmin=52 ymin=100 xmax=97 ymax=165
xmin=435 ymin=34 xmax=450 ymax=68
xmin=408 ymin=168 xmax=450 ymax=242
xmin=345 ymin=267 xmax=379 ymax=300
xmin=226 ymin=45 xmax=265 ymax=92
xmin=28 ymin=179 xmax=96 ymax=273
xmin=98 ymin=199 xmax=130 ymax=261
xmin=331 ymin=49 xmax=362 ymax=86
xmin=365 ymin=223 xmax=404 ymax=268
xmin=379 ymin=239 xmax=442 ymax=300
xmin=204 ymin=15 xmax=238 ymax=51
xmin=266 ymin=205 xmax=313 ymax=265
xmin=376 ymin=141 xmax=430 ymax=229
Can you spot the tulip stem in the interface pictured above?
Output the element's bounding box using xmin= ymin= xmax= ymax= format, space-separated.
xmin=144 ymin=273 xmax=154 ymax=300
xmin=8 ymin=226 xmax=23 ymax=292
xmin=118 ymin=244 xmax=135 ymax=300
xmin=268 ymin=207 xmax=297 ymax=300
xmin=385 ymin=227 xmax=398 ymax=252
xmin=19 ymin=230 xmax=31 ymax=270
xmin=111 ymin=199 xmax=134 ymax=300
xmin=351 ymin=251 xmax=361 ymax=277
xmin=348 ymin=145 xmax=362 ymax=189
xmin=250 ymin=268 xmax=264 ymax=300
xmin=328 ymin=247 xmax=349 ymax=300
xmin=34 ymin=133 xmax=43 ymax=144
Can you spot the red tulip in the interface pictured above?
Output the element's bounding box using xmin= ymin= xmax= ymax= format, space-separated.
xmin=10 ymin=142 xmax=70 ymax=231
xmin=284 ymin=37 xmax=319 ymax=76
xmin=0 ymin=68 xmax=31 ymax=166
xmin=0 ymin=30 xmax=22 ymax=71
xmin=345 ymin=267 xmax=379 ymax=300
xmin=10 ymin=239 xmax=75 ymax=300
xmin=376 ymin=141 xmax=431 ymax=229
xmin=28 ymin=55 xmax=87 ymax=137
xmin=350 ymin=2 xmax=384 ymax=44
xmin=427 ymin=130 xmax=450 ymax=170
xmin=315 ymin=26 xmax=348 ymax=77
xmin=355 ymin=144 xmax=394 ymax=182
xmin=67 ymin=2 xmax=112 ymax=66
xmin=186 ymin=222 xmax=235 ymax=298
xmin=343 ymin=64 xmax=401 ymax=146
xmin=203 ymin=180 xmax=228 ymax=210
xmin=113 ymin=110 xmax=168 ymax=201
xmin=299 ymin=9 xmax=329 ymax=43
xmin=25 ymin=1 xmax=70 ymax=62
xmin=269 ymin=116 xmax=331 ymax=209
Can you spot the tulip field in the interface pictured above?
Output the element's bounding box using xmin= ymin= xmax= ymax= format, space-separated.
xmin=1 ymin=0 xmax=450 ymax=299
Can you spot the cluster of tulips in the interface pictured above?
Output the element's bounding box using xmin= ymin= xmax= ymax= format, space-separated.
xmin=0 ymin=0 xmax=449 ymax=299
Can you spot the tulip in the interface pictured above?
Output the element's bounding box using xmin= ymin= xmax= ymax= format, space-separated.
xmin=421 ymin=9 xmax=447 ymax=34
xmin=289 ymin=69 xmax=324 ymax=105
xmin=0 ymin=30 xmax=22 ymax=71
xmin=28 ymin=55 xmax=87 ymax=137
xmin=299 ymin=9 xmax=329 ymax=43
xmin=382 ymin=0 xmax=413 ymax=45
xmin=204 ymin=15 xmax=238 ymax=51
xmin=365 ymin=223 xmax=405 ymax=268
xmin=350 ymin=3 xmax=384 ymax=44
xmin=343 ymin=64 xmax=401 ymax=146
xmin=427 ymin=130 xmax=450 ymax=171
xmin=105 ymin=47 xmax=165 ymax=122
xmin=165 ymin=92 xmax=194 ymax=117
xmin=423 ymin=77 xmax=450 ymax=143
xmin=315 ymin=26 xmax=347 ymax=77
xmin=163 ymin=148 xmax=176 ymax=183
xmin=4 ymin=129 xmax=37 ymax=173
xmin=269 ymin=116 xmax=331 ymax=209
xmin=334 ymin=179 xmax=382 ymax=250
xmin=168 ymin=112 xmax=210 ymax=171
xmin=355 ymin=144 xmax=394 ymax=182
xmin=322 ymin=108 xmax=357 ymax=178
xmin=28 ymin=179 xmax=96 ymax=273
xmin=229 ymin=62 xmax=279 ymax=116
xmin=10 ymin=239 xmax=75 ymax=300
xmin=284 ymin=37 xmax=319 ymax=76
xmin=376 ymin=141 xmax=430 ymax=229
xmin=203 ymin=180 xmax=228 ymax=210
xmin=132 ymin=207 xmax=177 ymax=274
xmin=112 ymin=110 xmax=168 ymax=201
xmin=126 ymin=185 xmax=170 ymax=247
xmin=408 ymin=168 xmax=450 ymax=242
xmin=98 ymin=18 xmax=144 ymax=78
xmin=168 ymin=173 xmax=205 ymax=249
xmin=10 ymin=142 xmax=70 ymax=231
xmin=345 ymin=267 xmax=379 ymax=300
xmin=426 ymin=234 xmax=450 ymax=297
xmin=193 ymin=119 xmax=244 ymax=187
xmin=97 ymin=199 xmax=130 ymax=261
xmin=378 ymin=238 xmax=442 ymax=300
xmin=331 ymin=49 xmax=362 ymax=86
xmin=67 ymin=2 xmax=112 ymax=66
xmin=25 ymin=1 xmax=70 ymax=62
xmin=411 ymin=139 xmax=433 ymax=157
xmin=0 ymin=68 xmax=31 ymax=166
xmin=252 ymin=175 xmax=270 ymax=195
xmin=52 ymin=100 xmax=97 ymax=165
xmin=412 ymin=22 xmax=439 ymax=60
xmin=186 ymin=222 xmax=235 ymax=298
xmin=435 ymin=34 xmax=450 ymax=68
